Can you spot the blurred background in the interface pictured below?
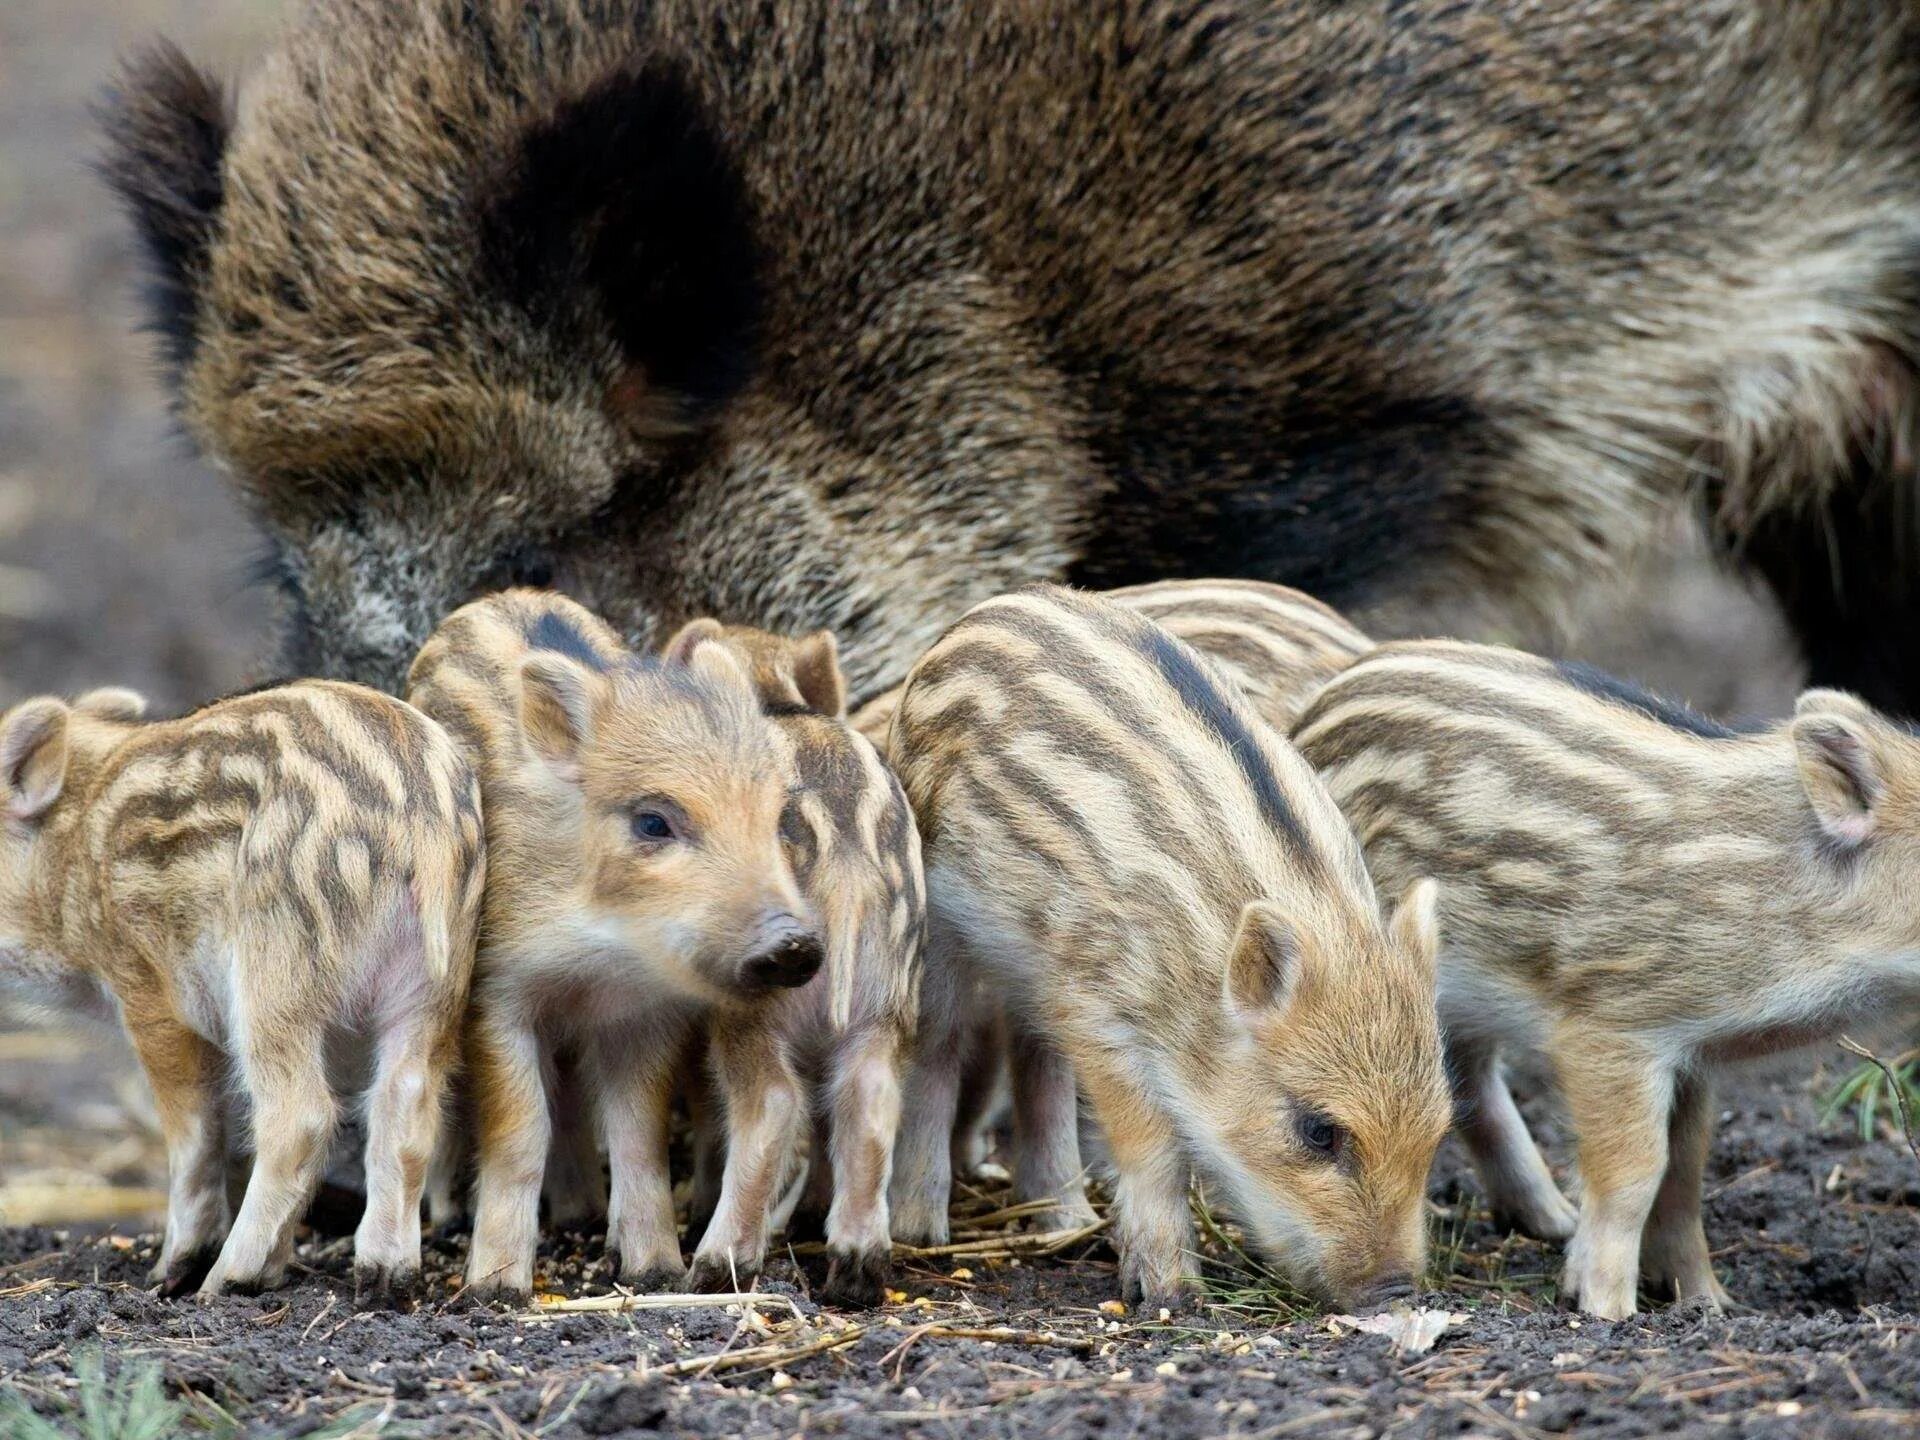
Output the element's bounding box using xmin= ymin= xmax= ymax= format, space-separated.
xmin=0 ymin=1 xmax=1806 ymax=1232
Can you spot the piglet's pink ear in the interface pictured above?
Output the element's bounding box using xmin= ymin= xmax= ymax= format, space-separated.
xmin=790 ymin=630 xmax=847 ymax=718
xmin=1791 ymin=712 xmax=1884 ymax=848
xmin=1225 ymin=900 xmax=1303 ymax=1021
xmin=518 ymin=653 xmax=597 ymax=777
xmin=661 ymin=617 xmax=725 ymax=667
xmin=75 ymin=687 xmax=148 ymax=721
xmin=0 ymin=699 xmax=72 ymax=820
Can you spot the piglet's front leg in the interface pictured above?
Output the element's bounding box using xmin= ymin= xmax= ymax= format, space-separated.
xmin=592 ymin=1024 xmax=686 ymax=1290
xmin=688 ymin=1020 xmax=805 ymax=1292
xmin=1079 ymin=1053 xmax=1195 ymax=1314
xmin=820 ymin=1029 xmax=905 ymax=1307
xmin=1556 ymin=1032 xmax=1674 ymax=1320
xmin=463 ymin=1018 xmax=551 ymax=1302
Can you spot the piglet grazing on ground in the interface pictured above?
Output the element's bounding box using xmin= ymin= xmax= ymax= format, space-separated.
xmin=886 ymin=585 xmax=1449 ymax=1312
xmin=0 ymin=682 xmax=484 ymax=1304
xmin=406 ymin=591 xmax=821 ymax=1300
xmin=848 ymin=579 xmax=1379 ymax=1212
xmin=666 ymin=619 xmax=925 ymax=1306
xmin=1292 ymin=640 xmax=1920 ymax=1318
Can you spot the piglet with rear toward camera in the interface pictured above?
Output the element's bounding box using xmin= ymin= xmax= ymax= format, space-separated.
xmin=406 ymin=590 xmax=821 ymax=1301
xmin=885 ymin=584 xmax=1450 ymax=1313
xmin=0 ymin=683 xmax=483 ymax=1307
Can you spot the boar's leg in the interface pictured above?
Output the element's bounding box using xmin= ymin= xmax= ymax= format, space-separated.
xmin=1555 ymin=1031 xmax=1676 ymax=1320
xmin=1077 ymin=1051 xmax=1196 ymax=1313
xmin=593 ymin=1019 xmax=689 ymax=1290
xmin=464 ymin=1014 xmax=552 ymax=1301
xmin=1008 ymin=1018 xmax=1098 ymax=1232
xmin=820 ymin=1028 xmax=905 ymax=1307
xmin=542 ymin=1049 xmax=606 ymax=1232
xmin=688 ymin=1018 xmax=806 ymax=1292
xmin=124 ymin=1006 xmax=230 ymax=1296
xmin=204 ymin=1009 xmax=337 ymax=1297
xmin=1447 ymin=1034 xmax=1577 ymax=1241
xmin=1639 ymin=1071 xmax=1732 ymax=1310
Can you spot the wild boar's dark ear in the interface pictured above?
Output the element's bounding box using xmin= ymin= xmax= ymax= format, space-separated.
xmin=480 ymin=63 xmax=763 ymax=435
xmin=791 ymin=631 xmax=848 ymax=719
xmin=97 ymin=41 xmax=231 ymax=375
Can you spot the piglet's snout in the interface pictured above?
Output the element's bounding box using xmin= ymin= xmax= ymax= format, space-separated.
xmin=1350 ymin=1273 xmax=1417 ymax=1311
xmin=740 ymin=913 xmax=825 ymax=989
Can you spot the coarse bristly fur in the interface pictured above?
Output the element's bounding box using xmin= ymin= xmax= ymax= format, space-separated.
xmin=851 ymin=578 xmax=1374 ymax=747
xmin=0 ymin=681 xmax=484 ymax=1304
xmin=886 ymin=584 xmax=1448 ymax=1312
xmin=405 ymin=589 xmax=825 ymax=1300
xmin=1291 ymin=642 xmax=1920 ymax=1319
xmin=98 ymin=2 xmax=1920 ymax=709
xmin=848 ymin=576 xmax=1372 ymax=1189
xmin=665 ymin=618 xmax=925 ymax=1305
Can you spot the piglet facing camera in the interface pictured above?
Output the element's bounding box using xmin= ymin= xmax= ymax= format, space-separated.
xmin=665 ymin=618 xmax=925 ymax=1307
xmin=408 ymin=591 xmax=819 ymax=1300
xmin=887 ymin=584 xmax=1449 ymax=1312
xmin=1293 ymin=642 xmax=1920 ymax=1319
xmin=0 ymin=681 xmax=484 ymax=1305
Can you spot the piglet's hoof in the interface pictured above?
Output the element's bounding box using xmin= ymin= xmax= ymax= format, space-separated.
xmin=152 ymin=1246 xmax=220 ymax=1299
xmin=820 ymin=1247 xmax=890 ymax=1309
xmin=353 ymin=1265 xmax=422 ymax=1311
xmin=621 ymin=1264 xmax=691 ymax=1295
xmin=449 ymin=1279 xmax=528 ymax=1311
xmin=685 ymin=1254 xmax=757 ymax=1294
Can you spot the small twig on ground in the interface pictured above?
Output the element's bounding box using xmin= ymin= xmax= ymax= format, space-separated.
xmin=300 ymin=1292 xmax=338 ymax=1343
xmin=645 ymin=1324 xmax=867 ymax=1379
xmin=894 ymin=1220 xmax=1108 ymax=1262
xmin=533 ymin=1290 xmax=801 ymax=1320
xmin=1839 ymin=1036 xmax=1920 ymax=1173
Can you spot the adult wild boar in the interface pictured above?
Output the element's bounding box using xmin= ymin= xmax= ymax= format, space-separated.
xmin=103 ymin=1 xmax=1920 ymax=704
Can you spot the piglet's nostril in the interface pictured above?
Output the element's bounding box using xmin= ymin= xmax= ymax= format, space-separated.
xmin=743 ymin=933 xmax=824 ymax=989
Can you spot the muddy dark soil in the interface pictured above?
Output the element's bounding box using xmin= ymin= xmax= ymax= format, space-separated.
xmin=4 ymin=1061 xmax=1917 ymax=1439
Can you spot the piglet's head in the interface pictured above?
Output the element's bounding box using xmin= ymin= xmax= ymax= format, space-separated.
xmin=517 ymin=625 xmax=821 ymax=1001
xmin=0 ymin=688 xmax=148 ymax=953
xmin=1198 ymin=878 xmax=1450 ymax=1312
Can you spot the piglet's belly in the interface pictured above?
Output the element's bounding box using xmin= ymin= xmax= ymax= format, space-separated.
xmin=1700 ymin=1020 xmax=1845 ymax=1065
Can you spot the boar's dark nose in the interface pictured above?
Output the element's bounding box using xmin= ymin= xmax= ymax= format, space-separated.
xmin=744 ymin=933 xmax=824 ymax=989
xmin=1352 ymin=1274 xmax=1417 ymax=1311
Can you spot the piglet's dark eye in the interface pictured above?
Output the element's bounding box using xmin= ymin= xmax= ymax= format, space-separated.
xmin=1295 ymin=1109 xmax=1345 ymax=1160
xmin=631 ymin=810 xmax=676 ymax=842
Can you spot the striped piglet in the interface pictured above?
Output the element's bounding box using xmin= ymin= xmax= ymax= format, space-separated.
xmin=1293 ymin=641 xmax=1920 ymax=1317
xmin=886 ymin=585 xmax=1447 ymax=1311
